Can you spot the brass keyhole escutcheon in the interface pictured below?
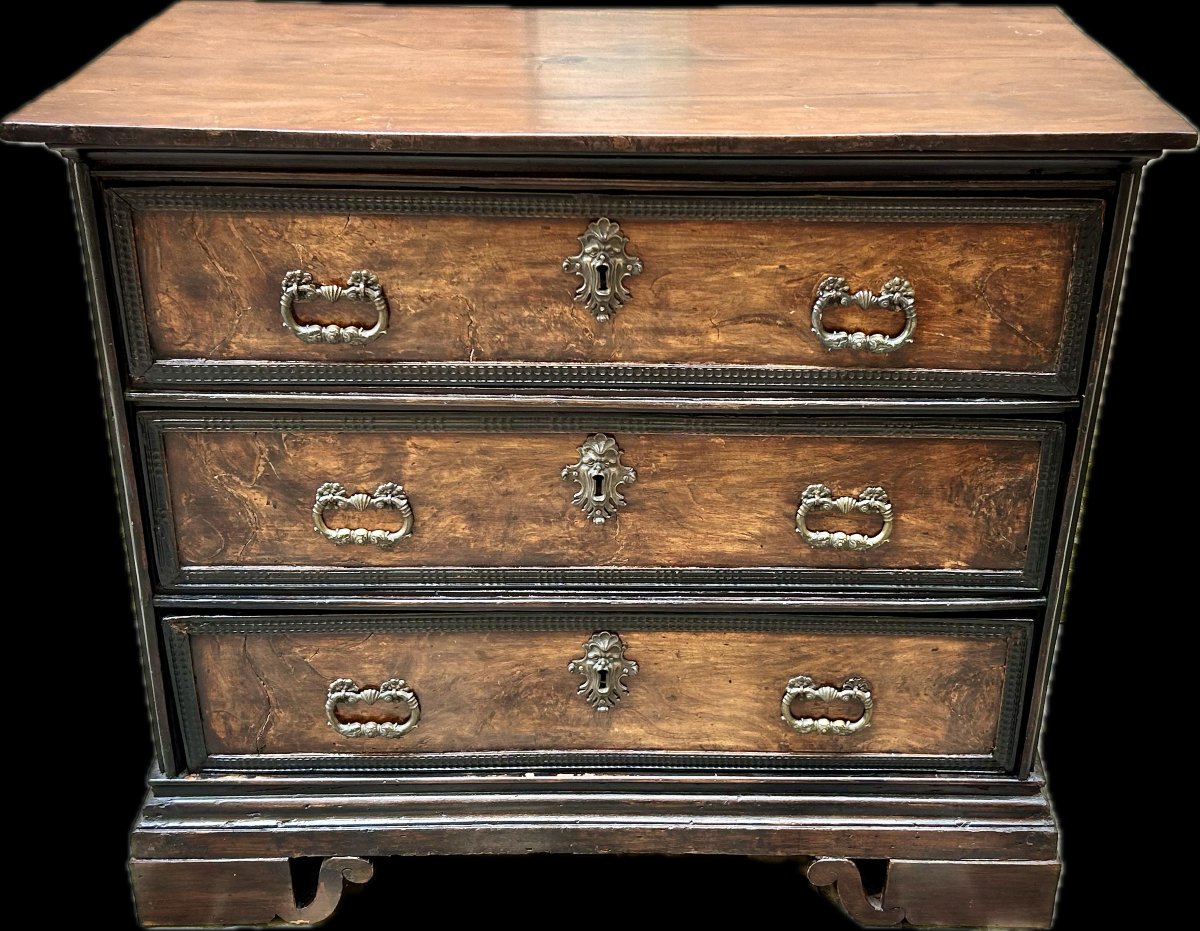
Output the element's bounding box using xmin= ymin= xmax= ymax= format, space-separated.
xmin=562 ymin=434 xmax=636 ymax=524
xmin=568 ymin=632 xmax=638 ymax=712
xmin=562 ymin=218 xmax=643 ymax=321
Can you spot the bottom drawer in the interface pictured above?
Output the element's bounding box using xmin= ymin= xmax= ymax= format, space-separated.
xmin=165 ymin=614 xmax=1030 ymax=773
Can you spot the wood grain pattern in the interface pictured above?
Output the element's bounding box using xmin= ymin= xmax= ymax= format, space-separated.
xmin=3 ymin=4 xmax=1193 ymax=153
xmin=189 ymin=629 xmax=1014 ymax=756
xmin=131 ymin=857 xmax=372 ymax=927
xmin=885 ymin=859 xmax=1061 ymax=928
xmin=133 ymin=208 xmax=1079 ymax=374
xmin=162 ymin=428 xmax=1044 ymax=571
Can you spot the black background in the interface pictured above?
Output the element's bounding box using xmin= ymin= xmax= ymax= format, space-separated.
xmin=3 ymin=3 xmax=1194 ymax=928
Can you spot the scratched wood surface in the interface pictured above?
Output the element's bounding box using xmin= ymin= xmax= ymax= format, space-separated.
xmin=189 ymin=629 xmax=1013 ymax=755
xmin=133 ymin=210 xmax=1079 ymax=372
xmin=3 ymin=3 xmax=1193 ymax=153
xmin=162 ymin=428 xmax=1044 ymax=571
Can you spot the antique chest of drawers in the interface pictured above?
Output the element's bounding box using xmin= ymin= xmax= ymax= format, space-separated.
xmin=4 ymin=3 xmax=1194 ymax=928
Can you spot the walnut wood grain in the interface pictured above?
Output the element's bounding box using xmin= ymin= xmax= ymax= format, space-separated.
xmin=161 ymin=428 xmax=1044 ymax=572
xmin=132 ymin=208 xmax=1080 ymax=374
xmin=189 ymin=629 xmax=1014 ymax=757
xmin=3 ymin=4 xmax=1193 ymax=153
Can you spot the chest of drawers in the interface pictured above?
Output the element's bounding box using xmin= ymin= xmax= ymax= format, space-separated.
xmin=4 ymin=3 xmax=1194 ymax=928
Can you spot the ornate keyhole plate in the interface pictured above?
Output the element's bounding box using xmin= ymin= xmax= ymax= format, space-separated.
xmin=561 ymin=433 xmax=637 ymax=524
xmin=562 ymin=218 xmax=643 ymax=321
xmin=568 ymin=631 xmax=639 ymax=712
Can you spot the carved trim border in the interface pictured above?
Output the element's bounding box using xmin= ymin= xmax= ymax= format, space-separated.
xmin=163 ymin=614 xmax=1032 ymax=776
xmin=138 ymin=412 xmax=1063 ymax=592
xmin=105 ymin=188 xmax=1102 ymax=394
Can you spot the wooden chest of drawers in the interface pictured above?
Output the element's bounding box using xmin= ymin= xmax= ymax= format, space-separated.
xmin=4 ymin=4 xmax=1194 ymax=928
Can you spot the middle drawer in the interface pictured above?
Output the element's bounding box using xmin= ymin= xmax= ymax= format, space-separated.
xmin=140 ymin=412 xmax=1062 ymax=591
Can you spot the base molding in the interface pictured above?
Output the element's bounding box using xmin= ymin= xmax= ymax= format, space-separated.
xmin=130 ymin=773 xmax=1061 ymax=928
xmin=806 ymin=857 xmax=1060 ymax=929
xmin=130 ymin=857 xmax=373 ymax=928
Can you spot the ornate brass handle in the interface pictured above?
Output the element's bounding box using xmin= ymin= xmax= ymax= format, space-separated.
xmin=568 ymin=631 xmax=638 ymax=712
xmin=796 ymin=484 xmax=893 ymax=551
xmin=781 ymin=675 xmax=874 ymax=735
xmin=313 ymin=482 xmax=413 ymax=547
xmin=811 ymin=276 xmax=915 ymax=353
xmin=562 ymin=218 xmax=643 ymax=321
xmin=326 ymin=678 xmax=420 ymax=738
xmin=280 ymin=269 xmax=389 ymax=344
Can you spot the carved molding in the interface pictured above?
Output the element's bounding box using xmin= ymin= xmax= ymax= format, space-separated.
xmin=108 ymin=189 xmax=1102 ymax=394
xmin=139 ymin=411 xmax=1061 ymax=591
xmin=164 ymin=615 xmax=1028 ymax=775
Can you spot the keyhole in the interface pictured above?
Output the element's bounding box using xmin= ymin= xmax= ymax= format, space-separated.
xmin=596 ymin=262 xmax=610 ymax=294
xmin=592 ymin=474 xmax=605 ymax=499
xmin=597 ymin=668 xmax=609 ymax=693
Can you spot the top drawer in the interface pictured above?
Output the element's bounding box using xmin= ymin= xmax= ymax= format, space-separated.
xmin=107 ymin=188 xmax=1102 ymax=394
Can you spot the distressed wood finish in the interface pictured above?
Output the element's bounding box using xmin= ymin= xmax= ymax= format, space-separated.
xmin=155 ymin=422 xmax=1049 ymax=575
xmin=186 ymin=627 xmax=1015 ymax=758
xmin=806 ymin=858 xmax=1061 ymax=929
xmin=4 ymin=4 xmax=1193 ymax=928
xmin=3 ymin=4 xmax=1193 ymax=154
xmin=126 ymin=202 xmax=1085 ymax=378
xmin=130 ymin=857 xmax=372 ymax=927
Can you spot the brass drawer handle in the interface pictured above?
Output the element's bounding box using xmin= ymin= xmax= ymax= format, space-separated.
xmin=796 ymin=484 xmax=893 ymax=551
xmin=812 ymin=276 xmax=915 ymax=353
xmin=562 ymin=218 xmax=643 ymax=321
xmin=313 ymin=482 xmax=413 ymax=547
xmin=781 ymin=675 xmax=874 ymax=735
xmin=326 ymin=678 xmax=420 ymax=738
xmin=561 ymin=434 xmax=637 ymax=524
xmin=280 ymin=269 xmax=389 ymax=344
xmin=568 ymin=631 xmax=638 ymax=712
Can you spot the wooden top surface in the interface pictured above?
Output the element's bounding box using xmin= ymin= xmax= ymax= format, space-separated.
xmin=3 ymin=2 xmax=1194 ymax=155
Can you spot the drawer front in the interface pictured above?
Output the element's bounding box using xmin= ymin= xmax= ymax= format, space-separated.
xmin=165 ymin=614 xmax=1030 ymax=773
xmin=109 ymin=189 xmax=1102 ymax=394
xmin=140 ymin=412 xmax=1062 ymax=591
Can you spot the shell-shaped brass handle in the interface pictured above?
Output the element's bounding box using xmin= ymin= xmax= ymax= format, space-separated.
xmin=313 ymin=482 xmax=413 ymax=547
xmin=326 ymin=678 xmax=420 ymax=738
xmin=562 ymin=218 xmax=643 ymax=321
xmin=796 ymin=484 xmax=893 ymax=551
xmin=812 ymin=276 xmax=915 ymax=353
xmin=781 ymin=675 xmax=874 ymax=735
xmin=281 ymin=269 xmax=389 ymax=344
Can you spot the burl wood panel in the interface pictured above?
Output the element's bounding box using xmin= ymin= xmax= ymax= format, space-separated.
xmin=164 ymin=429 xmax=1043 ymax=571
xmin=4 ymin=4 xmax=1193 ymax=153
xmin=190 ymin=629 xmax=1013 ymax=756
xmin=135 ymin=209 xmax=1077 ymax=372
